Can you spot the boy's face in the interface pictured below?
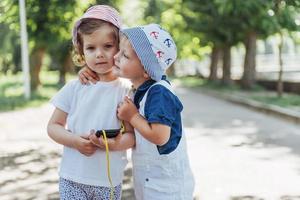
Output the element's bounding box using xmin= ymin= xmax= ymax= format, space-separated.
xmin=113 ymin=36 xmax=149 ymax=86
xmin=82 ymin=24 xmax=118 ymax=76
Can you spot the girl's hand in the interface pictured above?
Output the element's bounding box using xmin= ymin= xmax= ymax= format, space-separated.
xmin=72 ymin=135 xmax=98 ymax=156
xmin=117 ymin=96 xmax=139 ymax=122
xmin=89 ymin=129 xmax=122 ymax=151
xmin=78 ymin=67 xmax=99 ymax=84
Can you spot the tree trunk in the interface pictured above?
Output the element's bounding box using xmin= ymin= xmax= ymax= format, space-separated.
xmin=59 ymin=52 xmax=73 ymax=85
xmin=209 ymin=45 xmax=221 ymax=81
xmin=2 ymin=58 xmax=10 ymax=74
xmin=12 ymin=45 xmax=21 ymax=74
xmin=241 ymin=31 xmax=257 ymax=89
xmin=30 ymin=47 xmax=45 ymax=91
xmin=277 ymin=33 xmax=284 ymax=97
xmin=166 ymin=64 xmax=175 ymax=77
xmin=222 ymin=44 xmax=232 ymax=85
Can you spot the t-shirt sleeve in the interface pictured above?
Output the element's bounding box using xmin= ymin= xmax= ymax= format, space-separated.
xmin=144 ymin=85 xmax=183 ymax=127
xmin=50 ymin=80 xmax=76 ymax=113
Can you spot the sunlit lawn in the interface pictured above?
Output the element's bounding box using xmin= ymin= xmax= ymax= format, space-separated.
xmin=1 ymin=74 xmax=299 ymax=112
xmin=0 ymin=71 xmax=75 ymax=112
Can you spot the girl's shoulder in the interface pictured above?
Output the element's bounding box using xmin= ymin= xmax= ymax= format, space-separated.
xmin=57 ymin=79 xmax=81 ymax=93
xmin=117 ymin=78 xmax=132 ymax=89
xmin=63 ymin=79 xmax=83 ymax=87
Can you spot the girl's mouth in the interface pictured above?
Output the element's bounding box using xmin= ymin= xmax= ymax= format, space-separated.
xmin=96 ymin=62 xmax=107 ymax=65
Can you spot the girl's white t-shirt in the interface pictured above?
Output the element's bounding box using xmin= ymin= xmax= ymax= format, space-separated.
xmin=51 ymin=78 xmax=131 ymax=187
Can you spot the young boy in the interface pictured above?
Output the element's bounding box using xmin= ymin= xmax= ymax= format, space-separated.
xmin=83 ymin=24 xmax=195 ymax=199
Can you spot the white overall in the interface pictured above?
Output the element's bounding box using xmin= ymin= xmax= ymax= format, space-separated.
xmin=132 ymin=80 xmax=195 ymax=200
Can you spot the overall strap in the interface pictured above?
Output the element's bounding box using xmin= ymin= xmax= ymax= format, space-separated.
xmin=140 ymin=80 xmax=174 ymax=106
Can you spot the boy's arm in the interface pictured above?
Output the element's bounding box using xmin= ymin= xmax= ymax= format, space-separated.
xmin=47 ymin=108 xmax=97 ymax=156
xmin=118 ymin=96 xmax=170 ymax=146
xmin=130 ymin=114 xmax=170 ymax=146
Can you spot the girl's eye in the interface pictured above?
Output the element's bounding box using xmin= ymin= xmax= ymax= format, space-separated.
xmin=86 ymin=46 xmax=94 ymax=50
xmin=105 ymin=44 xmax=113 ymax=48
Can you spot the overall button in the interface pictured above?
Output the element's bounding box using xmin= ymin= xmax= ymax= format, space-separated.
xmin=145 ymin=178 xmax=149 ymax=182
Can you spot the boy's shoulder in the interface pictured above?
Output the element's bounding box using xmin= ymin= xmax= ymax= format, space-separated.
xmin=148 ymin=81 xmax=174 ymax=96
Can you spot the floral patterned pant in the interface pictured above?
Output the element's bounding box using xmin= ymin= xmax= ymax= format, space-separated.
xmin=59 ymin=178 xmax=122 ymax=200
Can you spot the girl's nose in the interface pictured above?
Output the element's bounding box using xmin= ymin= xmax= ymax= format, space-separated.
xmin=96 ymin=49 xmax=104 ymax=58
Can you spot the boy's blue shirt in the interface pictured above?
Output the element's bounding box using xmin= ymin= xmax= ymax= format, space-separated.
xmin=133 ymin=77 xmax=183 ymax=155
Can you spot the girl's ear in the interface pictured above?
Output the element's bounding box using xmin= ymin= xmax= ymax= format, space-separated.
xmin=73 ymin=52 xmax=86 ymax=67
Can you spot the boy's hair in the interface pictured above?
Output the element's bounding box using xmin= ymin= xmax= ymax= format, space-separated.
xmin=120 ymin=24 xmax=177 ymax=81
xmin=76 ymin=18 xmax=119 ymax=56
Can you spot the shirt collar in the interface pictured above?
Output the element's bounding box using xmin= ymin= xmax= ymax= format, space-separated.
xmin=133 ymin=76 xmax=169 ymax=108
xmin=133 ymin=79 xmax=156 ymax=108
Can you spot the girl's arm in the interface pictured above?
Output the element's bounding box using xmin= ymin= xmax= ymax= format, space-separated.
xmin=89 ymin=121 xmax=135 ymax=151
xmin=47 ymin=108 xmax=98 ymax=156
xmin=78 ymin=66 xmax=99 ymax=84
xmin=117 ymin=96 xmax=170 ymax=146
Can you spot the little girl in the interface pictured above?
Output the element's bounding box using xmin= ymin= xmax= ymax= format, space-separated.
xmin=47 ymin=5 xmax=134 ymax=200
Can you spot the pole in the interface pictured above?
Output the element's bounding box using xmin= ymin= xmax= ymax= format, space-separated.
xmin=19 ymin=0 xmax=31 ymax=99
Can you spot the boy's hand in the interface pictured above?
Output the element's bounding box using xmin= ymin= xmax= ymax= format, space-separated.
xmin=72 ymin=135 xmax=98 ymax=156
xmin=78 ymin=67 xmax=99 ymax=84
xmin=117 ymin=96 xmax=139 ymax=122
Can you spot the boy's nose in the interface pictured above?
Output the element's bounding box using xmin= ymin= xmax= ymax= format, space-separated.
xmin=114 ymin=52 xmax=120 ymax=61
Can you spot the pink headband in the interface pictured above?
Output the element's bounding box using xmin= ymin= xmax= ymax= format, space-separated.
xmin=72 ymin=5 xmax=122 ymax=47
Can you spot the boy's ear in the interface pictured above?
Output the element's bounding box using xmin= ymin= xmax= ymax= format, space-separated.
xmin=143 ymin=71 xmax=150 ymax=79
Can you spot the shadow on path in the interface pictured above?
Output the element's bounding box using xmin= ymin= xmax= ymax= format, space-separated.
xmin=0 ymin=144 xmax=135 ymax=200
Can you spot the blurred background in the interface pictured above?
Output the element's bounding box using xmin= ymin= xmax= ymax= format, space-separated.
xmin=1 ymin=0 xmax=300 ymax=200
xmin=0 ymin=0 xmax=299 ymax=110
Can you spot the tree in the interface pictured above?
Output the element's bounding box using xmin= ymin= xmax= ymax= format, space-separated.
xmin=232 ymin=0 xmax=277 ymax=89
xmin=1 ymin=0 xmax=122 ymax=91
xmin=140 ymin=0 xmax=210 ymax=77
xmin=183 ymin=0 xmax=243 ymax=85
xmin=272 ymin=0 xmax=300 ymax=97
xmin=0 ymin=14 xmax=20 ymax=74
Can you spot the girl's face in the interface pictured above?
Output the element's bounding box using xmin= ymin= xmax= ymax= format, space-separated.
xmin=82 ymin=24 xmax=118 ymax=77
xmin=113 ymin=36 xmax=149 ymax=88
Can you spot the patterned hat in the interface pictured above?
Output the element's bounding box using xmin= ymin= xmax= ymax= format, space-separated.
xmin=121 ymin=24 xmax=177 ymax=81
xmin=72 ymin=5 xmax=122 ymax=47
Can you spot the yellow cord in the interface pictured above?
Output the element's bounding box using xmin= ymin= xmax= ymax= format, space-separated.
xmin=101 ymin=121 xmax=125 ymax=200
xmin=102 ymin=130 xmax=114 ymax=200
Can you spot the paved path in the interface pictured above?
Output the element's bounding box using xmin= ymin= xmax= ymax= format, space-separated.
xmin=1 ymin=87 xmax=300 ymax=200
xmin=178 ymin=87 xmax=300 ymax=200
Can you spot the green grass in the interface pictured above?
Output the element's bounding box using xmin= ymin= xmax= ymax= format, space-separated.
xmin=172 ymin=76 xmax=207 ymax=87
xmin=250 ymin=93 xmax=300 ymax=108
xmin=174 ymin=76 xmax=300 ymax=109
xmin=0 ymin=71 xmax=74 ymax=112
